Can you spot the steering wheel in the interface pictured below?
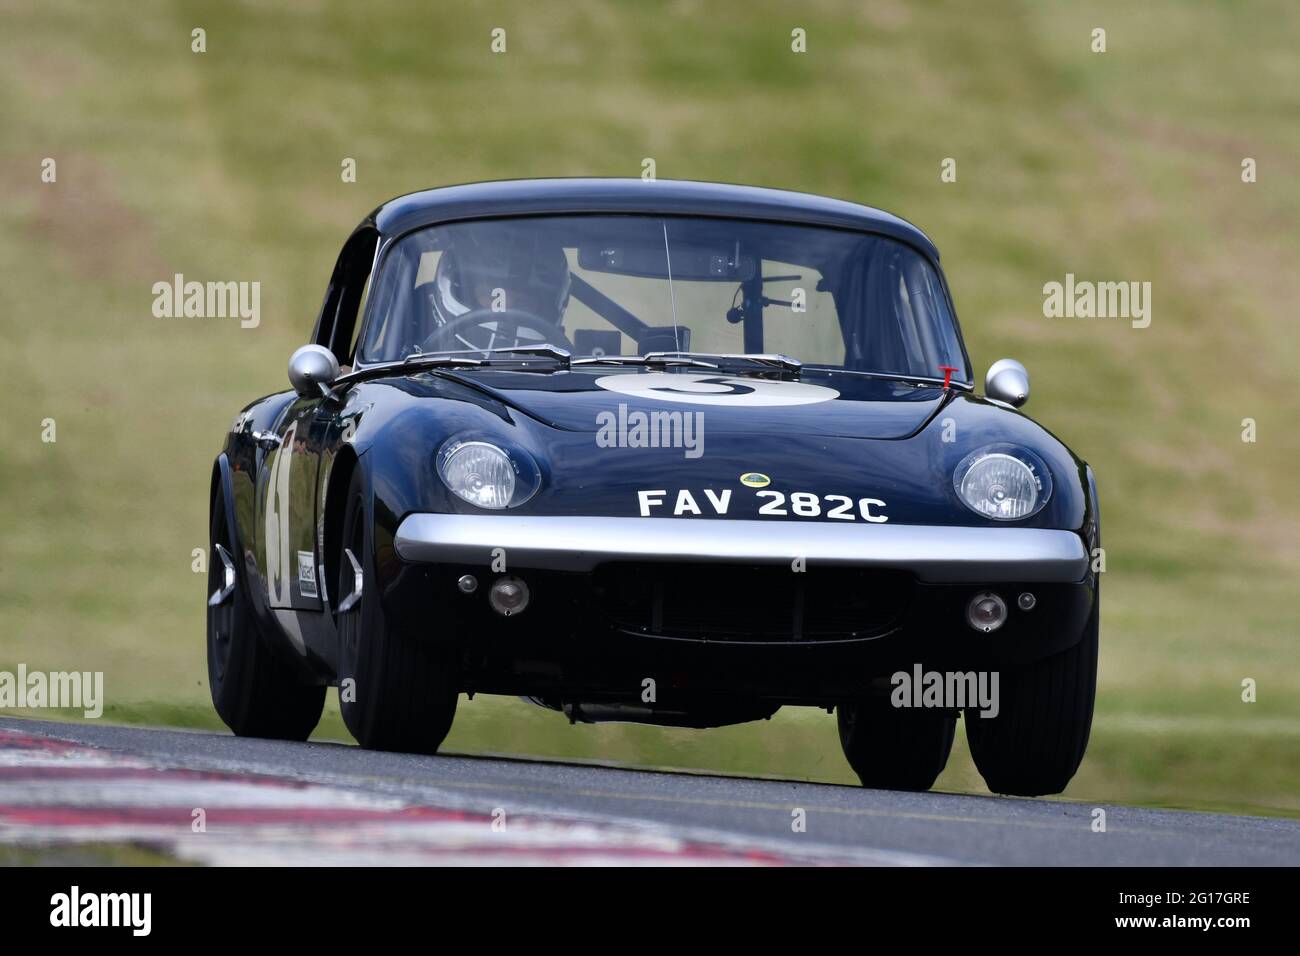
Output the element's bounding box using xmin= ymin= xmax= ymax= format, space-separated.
xmin=421 ymin=307 xmax=573 ymax=356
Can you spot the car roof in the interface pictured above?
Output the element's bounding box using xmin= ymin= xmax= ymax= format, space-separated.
xmin=365 ymin=178 xmax=941 ymax=262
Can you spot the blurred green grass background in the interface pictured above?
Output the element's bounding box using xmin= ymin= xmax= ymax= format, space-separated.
xmin=1 ymin=0 xmax=1296 ymax=817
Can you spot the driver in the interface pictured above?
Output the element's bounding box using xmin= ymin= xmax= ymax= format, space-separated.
xmin=427 ymin=226 xmax=572 ymax=350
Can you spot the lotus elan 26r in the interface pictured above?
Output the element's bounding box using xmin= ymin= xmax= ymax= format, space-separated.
xmin=207 ymin=179 xmax=1100 ymax=796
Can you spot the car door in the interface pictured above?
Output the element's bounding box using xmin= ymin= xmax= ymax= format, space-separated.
xmin=254 ymin=227 xmax=379 ymax=671
xmin=259 ymin=398 xmax=327 ymax=614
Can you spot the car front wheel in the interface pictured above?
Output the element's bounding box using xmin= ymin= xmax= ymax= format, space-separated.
xmin=336 ymin=467 xmax=458 ymax=754
xmin=838 ymin=694 xmax=957 ymax=791
xmin=965 ymin=588 xmax=1099 ymax=796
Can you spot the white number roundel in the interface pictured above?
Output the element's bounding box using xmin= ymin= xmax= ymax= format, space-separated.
xmin=594 ymin=372 xmax=838 ymax=407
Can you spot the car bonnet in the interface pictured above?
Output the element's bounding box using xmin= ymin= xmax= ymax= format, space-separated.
xmin=433 ymin=367 xmax=952 ymax=441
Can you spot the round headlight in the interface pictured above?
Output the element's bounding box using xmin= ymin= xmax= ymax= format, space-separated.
xmin=955 ymin=449 xmax=1049 ymax=520
xmin=438 ymin=441 xmax=517 ymax=509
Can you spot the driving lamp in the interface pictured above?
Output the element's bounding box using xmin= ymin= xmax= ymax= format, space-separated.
xmin=954 ymin=449 xmax=1049 ymax=520
xmin=439 ymin=441 xmax=517 ymax=509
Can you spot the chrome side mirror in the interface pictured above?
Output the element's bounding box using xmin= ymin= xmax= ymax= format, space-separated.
xmin=288 ymin=345 xmax=340 ymax=399
xmin=984 ymin=358 xmax=1029 ymax=408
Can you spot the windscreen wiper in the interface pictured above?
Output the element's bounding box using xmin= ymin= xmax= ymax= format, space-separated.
xmin=571 ymin=353 xmax=720 ymax=370
xmin=343 ymin=345 xmax=573 ymax=383
xmin=646 ymin=352 xmax=804 ymax=376
xmin=801 ymin=366 xmax=972 ymax=390
xmin=401 ymin=353 xmax=484 ymax=368
xmin=572 ymin=352 xmax=803 ymax=375
xmin=403 ymin=344 xmax=572 ymax=368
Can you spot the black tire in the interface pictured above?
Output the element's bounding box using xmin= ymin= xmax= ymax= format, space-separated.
xmin=336 ymin=467 xmax=458 ymax=754
xmin=838 ymin=694 xmax=957 ymax=791
xmin=206 ymin=490 xmax=326 ymax=740
xmin=965 ymin=590 xmax=1099 ymax=796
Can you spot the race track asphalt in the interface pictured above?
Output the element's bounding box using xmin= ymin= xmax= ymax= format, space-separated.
xmin=1 ymin=717 xmax=1296 ymax=866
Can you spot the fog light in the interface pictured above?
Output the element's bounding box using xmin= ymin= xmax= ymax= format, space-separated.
xmin=488 ymin=576 xmax=530 ymax=617
xmin=1017 ymin=591 xmax=1036 ymax=612
xmin=457 ymin=574 xmax=478 ymax=595
xmin=967 ymin=592 xmax=1007 ymax=633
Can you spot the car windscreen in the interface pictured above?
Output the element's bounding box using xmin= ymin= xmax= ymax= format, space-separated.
xmin=358 ymin=215 xmax=969 ymax=382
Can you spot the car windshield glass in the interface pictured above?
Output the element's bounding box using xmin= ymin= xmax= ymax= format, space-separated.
xmin=358 ymin=215 xmax=968 ymax=382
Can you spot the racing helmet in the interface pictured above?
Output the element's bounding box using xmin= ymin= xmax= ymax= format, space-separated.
xmin=431 ymin=225 xmax=572 ymax=327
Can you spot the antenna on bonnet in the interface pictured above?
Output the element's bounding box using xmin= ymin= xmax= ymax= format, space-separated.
xmin=661 ymin=220 xmax=681 ymax=351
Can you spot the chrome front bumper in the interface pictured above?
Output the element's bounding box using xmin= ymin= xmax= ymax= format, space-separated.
xmin=393 ymin=514 xmax=1089 ymax=584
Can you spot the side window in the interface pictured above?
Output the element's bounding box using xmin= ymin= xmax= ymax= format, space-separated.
xmin=900 ymin=256 xmax=964 ymax=379
xmin=356 ymin=239 xmax=423 ymax=364
xmin=344 ymin=270 xmax=373 ymax=369
xmin=313 ymin=228 xmax=379 ymax=367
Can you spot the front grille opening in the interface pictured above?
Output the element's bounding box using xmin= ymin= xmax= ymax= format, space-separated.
xmin=590 ymin=563 xmax=914 ymax=643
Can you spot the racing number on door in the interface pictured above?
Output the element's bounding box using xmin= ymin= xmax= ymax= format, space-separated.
xmin=264 ymin=422 xmax=297 ymax=605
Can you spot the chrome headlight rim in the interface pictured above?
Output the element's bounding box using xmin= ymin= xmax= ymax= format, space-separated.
xmin=953 ymin=444 xmax=1053 ymax=522
xmin=436 ymin=438 xmax=541 ymax=510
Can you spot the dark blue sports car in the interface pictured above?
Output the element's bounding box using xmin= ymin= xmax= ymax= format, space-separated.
xmin=208 ymin=179 xmax=1100 ymax=795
